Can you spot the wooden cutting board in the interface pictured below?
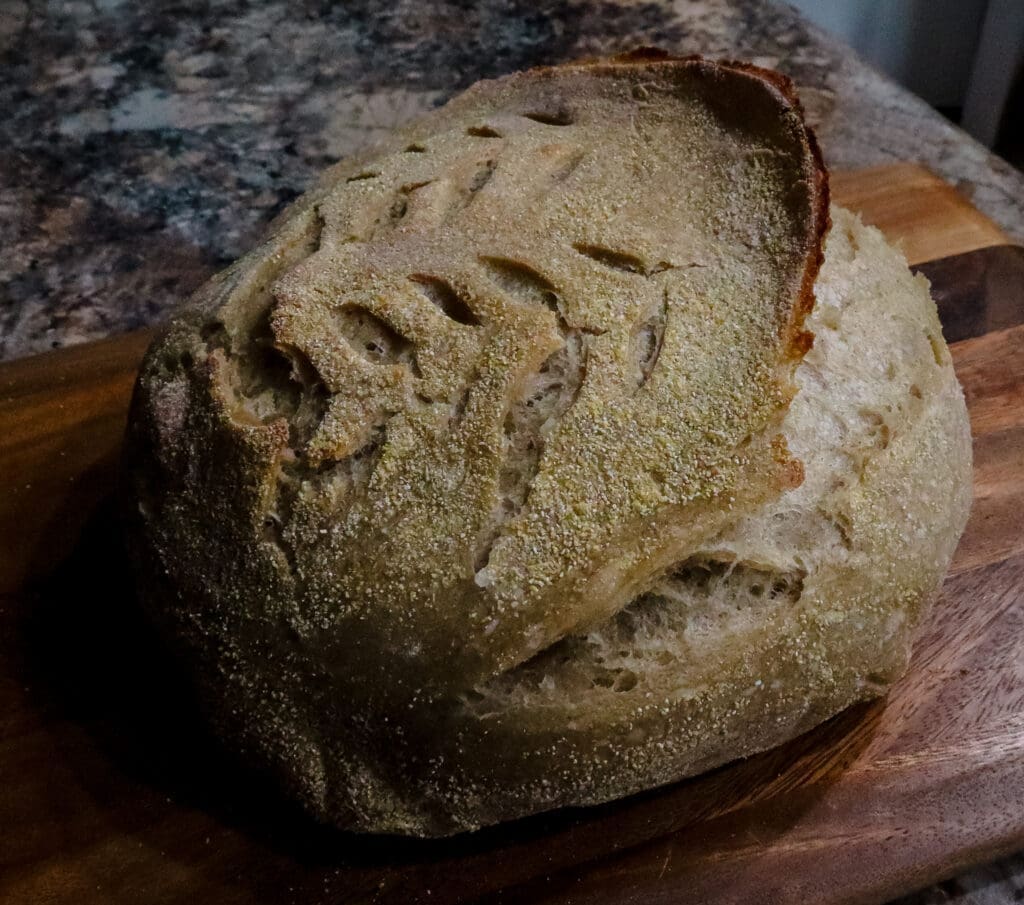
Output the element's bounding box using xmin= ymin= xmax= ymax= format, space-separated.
xmin=2 ymin=163 xmax=1022 ymax=905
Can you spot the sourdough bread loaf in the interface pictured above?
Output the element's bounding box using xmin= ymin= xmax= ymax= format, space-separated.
xmin=123 ymin=52 xmax=972 ymax=836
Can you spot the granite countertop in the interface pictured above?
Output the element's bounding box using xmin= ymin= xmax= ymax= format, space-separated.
xmin=2 ymin=1 xmax=1023 ymax=901
xmin=2 ymin=0 xmax=1024 ymax=365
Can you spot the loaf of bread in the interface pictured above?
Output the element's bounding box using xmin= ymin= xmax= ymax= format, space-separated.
xmin=123 ymin=51 xmax=972 ymax=836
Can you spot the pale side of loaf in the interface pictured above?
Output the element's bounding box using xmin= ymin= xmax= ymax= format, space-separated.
xmin=123 ymin=53 xmax=970 ymax=836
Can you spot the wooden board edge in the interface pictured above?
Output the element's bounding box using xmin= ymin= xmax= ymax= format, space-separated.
xmin=830 ymin=163 xmax=1011 ymax=266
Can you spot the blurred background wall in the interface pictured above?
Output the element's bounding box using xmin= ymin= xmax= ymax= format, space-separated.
xmin=784 ymin=0 xmax=987 ymax=109
xmin=780 ymin=0 xmax=1023 ymax=162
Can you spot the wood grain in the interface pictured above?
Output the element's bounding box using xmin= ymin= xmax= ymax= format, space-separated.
xmin=830 ymin=164 xmax=1010 ymax=267
xmin=0 ymin=330 xmax=152 ymax=595
xmin=917 ymin=245 xmax=1024 ymax=343
xmin=0 ymin=166 xmax=1022 ymax=905
xmin=947 ymin=325 xmax=1024 ymax=574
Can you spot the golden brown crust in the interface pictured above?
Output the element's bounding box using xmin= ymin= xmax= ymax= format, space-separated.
xmin=546 ymin=50 xmax=831 ymax=374
xmin=582 ymin=49 xmax=831 ymax=362
xmin=118 ymin=56 xmax=966 ymax=838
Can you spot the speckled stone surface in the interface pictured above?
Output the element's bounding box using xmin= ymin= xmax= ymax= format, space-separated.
xmin=2 ymin=0 xmax=1023 ymax=364
xmin=2 ymin=1 xmax=1023 ymax=900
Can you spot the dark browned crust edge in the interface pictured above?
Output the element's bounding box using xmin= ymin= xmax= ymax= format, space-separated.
xmin=539 ymin=47 xmax=831 ymax=365
xmin=576 ymin=48 xmax=831 ymax=492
